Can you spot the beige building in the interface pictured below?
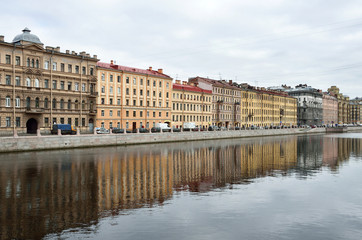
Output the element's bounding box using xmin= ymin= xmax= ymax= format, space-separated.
xmin=171 ymin=80 xmax=212 ymax=129
xmin=322 ymin=92 xmax=338 ymax=125
xmin=96 ymin=61 xmax=172 ymax=130
xmin=349 ymin=97 xmax=362 ymax=124
xmin=0 ymin=28 xmax=98 ymax=134
xmin=328 ymin=86 xmax=349 ymax=124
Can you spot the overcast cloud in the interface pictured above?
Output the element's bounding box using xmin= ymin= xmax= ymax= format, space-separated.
xmin=1 ymin=0 xmax=362 ymax=97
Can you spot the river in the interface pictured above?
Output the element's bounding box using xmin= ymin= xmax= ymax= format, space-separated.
xmin=1 ymin=133 xmax=362 ymax=240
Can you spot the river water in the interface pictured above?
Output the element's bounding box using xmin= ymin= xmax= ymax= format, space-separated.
xmin=1 ymin=133 xmax=362 ymax=240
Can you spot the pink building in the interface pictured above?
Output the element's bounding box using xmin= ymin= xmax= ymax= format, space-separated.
xmin=323 ymin=92 xmax=338 ymax=125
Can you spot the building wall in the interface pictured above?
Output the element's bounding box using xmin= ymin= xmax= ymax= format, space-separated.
xmin=96 ymin=63 xmax=172 ymax=130
xmin=322 ymin=93 xmax=338 ymax=125
xmin=0 ymin=30 xmax=98 ymax=134
xmin=171 ymin=81 xmax=212 ymax=129
xmin=328 ymin=86 xmax=349 ymax=124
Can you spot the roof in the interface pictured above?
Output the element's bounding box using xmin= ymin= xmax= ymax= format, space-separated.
xmin=173 ymin=83 xmax=212 ymax=94
xmin=13 ymin=28 xmax=42 ymax=44
xmin=190 ymin=76 xmax=240 ymax=90
xmin=97 ymin=62 xmax=172 ymax=79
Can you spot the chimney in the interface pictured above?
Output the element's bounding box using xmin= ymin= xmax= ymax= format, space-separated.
xmin=66 ymin=50 xmax=70 ymax=54
xmin=194 ymin=83 xmax=198 ymax=87
xmin=111 ymin=60 xmax=114 ymax=65
xmin=45 ymin=46 xmax=53 ymax=51
xmin=175 ymin=80 xmax=181 ymax=84
xmin=0 ymin=35 xmax=4 ymax=42
xmin=72 ymin=51 xmax=76 ymax=55
xmin=157 ymin=68 xmax=163 ymax=74
xmin=182 ymin=81 xmax=187 ymax=85
xmin=55 ymin=46 xmax=60 ymax=52
xmin=93 ymin=55 xmax=97 ymax=59
xmin=229 ymin=80 xmax=232 ymax=84
xmin=149 ymin=66 xmax=152 ymax=71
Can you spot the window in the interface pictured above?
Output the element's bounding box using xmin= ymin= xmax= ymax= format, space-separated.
xmin=44 ymin=117 xmax=49 ymax=127
xmin=36 ymin=98 xmax=40 ymax=108
xmin=109 ymin=98 xmax=113 ymax=105
xmin=6 ymin=55 xmax=11 ymax=64
xmin=153 ymin=81 xmax=156 ymax=87
xmin=82 ymin=66 xmax=86 ymax=75
xmin=53 ymin=80 xmax=57 ymax=89
xmin=102 ymin=74 xmax=105 ymax=81
xmin=101 ymin=98 xmax=105 ymax=104
xmin=101 ymin=86 xmax=105 ymax=93
xmin=60 ymin=99 xmax=64 ymax=109
xmin=6 ymin=117 xmax=11 ymax=127
xmin=36 ymin=59 xmax=39 ymax=68
xmin=82 ymin=118 xmax=85 ymax=127
xmin=126 ymin=122 xmax=129 ymax=129
xmin=159 ymin=81 xmax=162 ymax=87
xmin=126 ymin=77 xmax=129 ymax=83
xmin=101 ymin=110 xmax=105 ymax=116
xmin=60 ymin=81 xmax=64 ymax=90
xmin=75 ymin=83 xmax=79 ymax=91
xmin=67 ymin=82 xmax=72 ymax=90
xmin=166 ymin=92 xmax=169 ymax=98
xmin=44 ymin=79 xmax=49 ymax=88
xmin=118 ymin=87 xmax=121 ymax=94
xmin=147 ymin=80 xmax=150 ymax=86
xmin=68 ymin=100 xmax=71 ymax=109
xmin=140 ymin=111 xmax=143 ymax=117
xmin=109 ymin=122 xmax=113 ymax=128
xmin=126 ymin=111 xmax=129 ymax=117
xmin=153 ymin=112 xmax=156 ymax=117
xmin=68 ymin=64 xmax=72 ymax=73
xmin=140 ymin=90 xmax=143 ymax=95
xmin=133 ymin=111 xmax=136 ymax=117
xmin=52 ymin=62 xmax=57 ymax=71
xmin=133 ymin=78 xmax=136 ymax=84
xmin=27 ymin=58 xmax=30 ymax=67
xmin=6 ymin=75 xmax=11 ymax=85
xmin=159 ymin=92 xmax=162 ymax=97
xmin=126 ymin=99 xmax=129 ymax=105
xmin=61 ymin=63 xmax=65 ymax=72
xmin=15 ymin=76 xmax=20 ymax=86
xmin=82 ymin=83 xmax=86 ymax=92
xmin=133 ymin=100 xmax=136 ymax=106
xmin=52 ymin=98 xmax=57 ymax=109
xmin=140 ymin=100 xmax=143 ymax=106
xmin=75 ymin=118 xmax=79 ymax=126
xmin=126 ymin=88 xmax=129 ymax=95
xmin=44 ymin=61 xmax=49 ymax=69
xmin=75 ymin=65 xmax=79 ymax=73
xmin=6 ymin=96 xmax=11 ymax=107
xmin=159 ymin=112 xmax=161 ymax=117
xmin=133 ymin=89 xmax=136 ymax=95
xmin=110 ymin=75 xmax=113 ymax=82
xmin=166 ymin=83 xmax=169 ymax=88
xmin=110 ymin=86 xmax=113 ymax=94
xmin=140 ymin=79 xmax=143 ymax=85
xmin=117 ymin=76 xmax=121 ymax=83
xmin=110 ymin=110 xmax=113 ymax=116
xmin=32 ymin=59 xmax=34 ymax=68
xmin=34 ymin=79 xmax=39 ymax=88
xmin=15 ymin=97 xmax=20 ymax=108
xmin=16 ymin=56 xmax=20 ymax=66
xmin=117 ymin=111 xmax=121 ymax=117
xmin=26 ymin=78 xmax=31 ymax=87
xmin=44 ymin=98 xmax=48 ymax=108
xmin=117 ymin=99 xmax=121 ymax=105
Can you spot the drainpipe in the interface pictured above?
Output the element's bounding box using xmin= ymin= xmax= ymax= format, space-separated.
xmin=80 ymin=56 xmax=84 ymax=130
xmin=50 ymin=50 xmax=54 ymax=127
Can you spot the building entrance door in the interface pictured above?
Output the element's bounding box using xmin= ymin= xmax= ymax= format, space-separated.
xmin=26 ymin=118 xmax=37 ymax=134
xmin=132 ymin=122 xmax=137 ymax=130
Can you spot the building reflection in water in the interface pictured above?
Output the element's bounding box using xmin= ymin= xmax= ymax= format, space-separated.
xmin=0 ymin=135 xmax=361 ymax=239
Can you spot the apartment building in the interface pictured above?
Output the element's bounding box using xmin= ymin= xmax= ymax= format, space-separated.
xmin=171 ymin=80 xmax=212 ymax=129
xmin=322 ymin=92 xmax=338 ymax=125
xmin=0 ymin=28 xmax=98 ymax=134
xmin=328 ymin=86 xmax=349 ymax=124
xmin=96 ymin=61 xmax=172 ymax=130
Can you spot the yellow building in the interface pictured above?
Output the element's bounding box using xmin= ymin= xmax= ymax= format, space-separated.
xmin=328 ymin=86 xmax=349 ymax=124
xmin=96 ymin=61 xmax=172 ymax=130
xmin=171 ymin=80 xmax=213 ymax=129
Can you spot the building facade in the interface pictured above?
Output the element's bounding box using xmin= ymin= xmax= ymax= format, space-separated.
xmin=171 ymin=80 xmax=212 ymax=129
xmin=322 ymin=92 xmax=338 ymax=125
xmin=349 ymin=97 xmax=362 ymax=124
xmin=96 ymin=62 xmax=172 ymax=130
xmin=328 ymin=86 xmax=349 ymax=124
xmin=0 ymin=28 xmax=98 ymax=134
xmin=287 ymin=84 xmax=323 ymax=126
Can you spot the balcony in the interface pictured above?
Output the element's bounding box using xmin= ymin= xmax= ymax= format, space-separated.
xmin=25 ymin=107 xmax=44 ymax=114
xmin=89 ymin=110 xmax=97 ymax=115
xmin=89 ymin=92 xmax=98 ymax=98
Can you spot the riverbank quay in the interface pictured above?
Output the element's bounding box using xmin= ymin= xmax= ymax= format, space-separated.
xmin=1 ymin=127 xmax=361 ymax=153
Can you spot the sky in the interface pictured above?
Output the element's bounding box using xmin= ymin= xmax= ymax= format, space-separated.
xmin=1 ymin=0 xmax=362 ymax=98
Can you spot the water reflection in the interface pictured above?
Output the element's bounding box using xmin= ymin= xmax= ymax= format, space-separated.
xmin=0 ymin=135 xmax=362 ymax=239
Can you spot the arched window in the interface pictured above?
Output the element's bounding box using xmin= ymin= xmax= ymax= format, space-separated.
xmin=36 ymin=59 xmax=39 ymax=68
xmin=75 ymin=100 xmax=79 ymax=110
xmin=44 ymin=98 xmax=48 ymax=108
xmin=82 ymin=100 xmax=86 ymax=110
xmin=60 ymin=99 xmax=64 ymax=109
xmin=27 ymin=58 xmax=30 ymax=67
xmin=52 ymin=98 xmax=57 ymax=109
xmin=34 ymin=79 xmax=39 ymax=88
xmin=15 ymin=97 xmax=20 ymax=108
xmin=31 ymin=59 xmax=34 ymax=68
xmin=26 ymin=78 xmax=31 ymax=87
xmin=26 ymin=97 xmax=31 ymax=109
xmin=35 ymin=98 xmax=40 ymax=108
xmin=5 ymin=96 xmax=11 ymax=107
xmin=68 ymin=99 xmax=71 ymax=110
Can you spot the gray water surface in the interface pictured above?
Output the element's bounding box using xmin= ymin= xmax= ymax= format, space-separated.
xmin=1 ymin=134 xmax=362 ymax=240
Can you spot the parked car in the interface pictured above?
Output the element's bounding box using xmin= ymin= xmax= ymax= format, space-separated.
xmin=172 ymin=128 xmax=181 ymax=132
xmin=111 ymin=127 xmax=124 ymax=134
xmin=151 ymin=127 xmax=161 ymax=133
xmin=96 ymin=127 xmax=110 ymax=134
xmin=191 ymin=127 xmax=199 ymax=131
xmin=51 ymin=124 xmax=77 ymax=135
xmin=132 ymin=128 xmax=149 ymax=133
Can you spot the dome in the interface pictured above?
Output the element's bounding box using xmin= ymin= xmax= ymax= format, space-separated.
xmin=12 ymin=27 xmax=42 ymax=44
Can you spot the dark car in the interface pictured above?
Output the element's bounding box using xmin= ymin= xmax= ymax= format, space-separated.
xmin=111 ymin=128 xmax=124 ymax=134
xmin=208 ymin=126 xmax=219 ymax=131
xmin=172 ymin=128 xmax=181 ymax=132
xmin=132 ymin=128 xmax=150 ymax=133
xmin=151 ymin=127 xmax=161 ymax=133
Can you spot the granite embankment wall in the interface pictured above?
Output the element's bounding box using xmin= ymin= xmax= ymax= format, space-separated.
xmin=0 ymin=127 xmax=361 ymax=153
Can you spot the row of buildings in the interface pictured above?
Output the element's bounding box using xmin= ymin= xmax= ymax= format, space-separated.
xmin=0 ymin=28 xmax=359 ymax=134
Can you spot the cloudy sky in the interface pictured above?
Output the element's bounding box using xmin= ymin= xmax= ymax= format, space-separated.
xmin=2 ymin=0 xmax=362 ymax=97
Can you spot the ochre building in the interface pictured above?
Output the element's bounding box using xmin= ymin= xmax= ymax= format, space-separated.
xmin=171 ymin=80 xmax=212 ymax=129
xmin=96 ymin=61 xmax=172 ymax=130
xmin=0 ymin=28 xmax=98 ymax=134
